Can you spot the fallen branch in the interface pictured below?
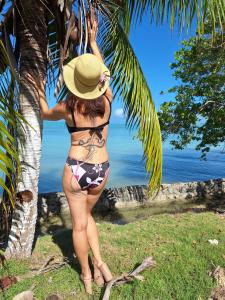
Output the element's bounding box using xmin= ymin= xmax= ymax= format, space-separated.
xmin=18 ymin=258 xmax=68 ymax=280
xmin=32 ymin=261 xmax=68 ymax=275
xmin=102 ymin=256 xmax=156 ymax=300
xmin=36 ymin=255 xmax=55 ymax=275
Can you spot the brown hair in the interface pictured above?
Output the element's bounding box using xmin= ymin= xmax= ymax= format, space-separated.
xmin=66 ymin=94 xmax=105 ymax=119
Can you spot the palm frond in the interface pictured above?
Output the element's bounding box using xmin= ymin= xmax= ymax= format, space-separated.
xmin=123 ymin=0 xmax=225 ymax=34
xmin=0 ymin=0 xmax=14 ymax=32
xmin=101 ymin=16 xmax=163 ymax=194
xmin=47 ymin=0 xmax=78 ymax=98
xmin=0 ymin=40 xmax=20 ymax=206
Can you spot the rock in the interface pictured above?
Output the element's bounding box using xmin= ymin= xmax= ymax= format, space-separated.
xmin=157 ymin=194 xmax=168 ymax=202
xmin=12 ymin=291 xmax=34 ymax=300
xmin=45 ymin=294 xmax=63 ymax=300
xmin=209 ymin=266 xmax=225 ymax=300
xmin=209 ymin=286 xmax=225 ymax=300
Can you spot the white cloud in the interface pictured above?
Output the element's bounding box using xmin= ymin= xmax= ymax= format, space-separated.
xmin=114 ymin=108 xmax=124 ymax=118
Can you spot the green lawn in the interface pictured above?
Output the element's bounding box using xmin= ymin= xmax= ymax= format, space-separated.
xmin=1 ymin=211 xmax=224 ymax=300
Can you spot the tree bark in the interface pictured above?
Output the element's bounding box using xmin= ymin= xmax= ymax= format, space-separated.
xmin=5 ymin=0 xmax=47 ymax=258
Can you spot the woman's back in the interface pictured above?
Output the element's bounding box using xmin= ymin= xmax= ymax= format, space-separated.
xmin=65 ymin=93 xmax=112 ymax=163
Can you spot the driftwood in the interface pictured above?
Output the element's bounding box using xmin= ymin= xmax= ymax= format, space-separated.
xmin=35 ymin=255 xmax=55 ymax=274
xmin=17 ymin=256 xmax=68 ymax=280
xmin=102 ymin=256 xmax=156 ymax=300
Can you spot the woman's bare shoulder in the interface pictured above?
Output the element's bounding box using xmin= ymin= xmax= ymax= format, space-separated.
xmin=105 ymin=88 xmax=113 ymax=102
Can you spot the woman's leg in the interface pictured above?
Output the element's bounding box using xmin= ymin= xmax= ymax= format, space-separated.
xmin=62 ymin=164 xmax=91 ymax=278
xmin=86 ymin=179 xmax=113 ymax=283
xmin=87 ymin=213 xmax=103 ymax=265
xmin=86 ymin=175 xmax=109 ymax=266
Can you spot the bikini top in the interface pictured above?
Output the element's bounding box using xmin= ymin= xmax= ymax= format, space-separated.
xmin=66 ymin=94 xmax=112 ymax=135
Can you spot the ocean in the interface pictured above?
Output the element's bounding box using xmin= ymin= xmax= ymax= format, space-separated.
xmin=39 ymin=121 xmax=225 ymax=193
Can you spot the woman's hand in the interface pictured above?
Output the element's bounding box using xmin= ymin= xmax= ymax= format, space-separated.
xmin=25 ymin=73 xmax=46 ymax=94
xmin=87 ymin=15 xmax=98 ymax=46
xmin=87 ymin=13 xmax=104 ymax=64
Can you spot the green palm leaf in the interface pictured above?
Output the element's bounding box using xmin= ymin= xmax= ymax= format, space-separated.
xmin=123 ymin=0 xmax=225 ymax=34
xmin=101 ymin=16 xmax=162 ymax=194
xmin=0 ymin=40 xmax=20 ymax=207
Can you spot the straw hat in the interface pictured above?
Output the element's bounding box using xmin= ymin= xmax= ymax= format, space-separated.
xmin=63 ymin=53 xmax=110 ymax=100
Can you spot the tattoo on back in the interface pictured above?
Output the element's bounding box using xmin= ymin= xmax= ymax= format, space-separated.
xmin=72 ymin=130 xmax=105 ymax=161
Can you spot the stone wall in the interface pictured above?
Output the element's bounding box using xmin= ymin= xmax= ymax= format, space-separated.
xmin=38 ymin=178 xmax=225 ymax=217
xmin=156 ymin=178 xmax=225 ymax=204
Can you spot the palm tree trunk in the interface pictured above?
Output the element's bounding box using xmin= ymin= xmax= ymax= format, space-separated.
xmin=5 ymin=0 xmax=47 ymax=258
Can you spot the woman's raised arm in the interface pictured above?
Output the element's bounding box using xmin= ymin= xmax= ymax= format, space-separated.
xmin=38 ymin=81 xmax=66 ymax=121
xmin=87 ymin=15 xmax=113 ymax=101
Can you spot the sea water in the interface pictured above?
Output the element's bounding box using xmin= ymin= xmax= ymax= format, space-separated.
xmin=39 ymin=121 xmax=225 ymax=193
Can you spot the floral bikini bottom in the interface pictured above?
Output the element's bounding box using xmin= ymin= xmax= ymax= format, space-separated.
xmin=66 ymin=157 xmax=110 ymax=190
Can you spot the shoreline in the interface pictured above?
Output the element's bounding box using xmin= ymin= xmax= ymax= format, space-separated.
xmin=38 ymin=177 xmax=225 ymax=196
xmin=38 ymin=178 xmax=225 ymax=217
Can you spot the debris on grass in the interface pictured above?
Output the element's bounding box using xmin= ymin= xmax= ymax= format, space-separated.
xmin=208 ymin=239 xmax=219 ymax=245
xmin=209 ymin=266 xmax=225 ymax=300
xmin=0 ymin=275 xmax=17 ymax=291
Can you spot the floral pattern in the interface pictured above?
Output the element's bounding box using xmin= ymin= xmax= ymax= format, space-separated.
xmin=66 ymin=157 xmax=109 ymax=189
xmin=92 ymin=164 xmax=103 ymax=173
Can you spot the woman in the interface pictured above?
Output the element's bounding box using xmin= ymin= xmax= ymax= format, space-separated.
xmin=38 ymin=18 xmax=113 ymax=294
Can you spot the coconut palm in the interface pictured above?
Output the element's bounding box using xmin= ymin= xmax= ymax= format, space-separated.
xmin=0 ymin=0 xmax=224 ymax=257
xmin=1 ymin=0 xmax=48 ymax=257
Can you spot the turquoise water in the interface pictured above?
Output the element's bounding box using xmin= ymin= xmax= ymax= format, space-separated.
xmin=39 ymin=121 xmax=225 ymax=193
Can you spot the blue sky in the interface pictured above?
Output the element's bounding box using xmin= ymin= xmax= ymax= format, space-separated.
xmin=111 ymin=15 xmax=194 ymax=123
xmin=46 ymin=14 xmax=195 ymax=124
xmin=130 ymin=18 xmax=192 ymax=108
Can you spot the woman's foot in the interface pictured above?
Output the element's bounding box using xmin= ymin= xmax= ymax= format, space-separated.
xmin=92 ymin=257 xmax=105 ymax=287
xmin=97 ymin=261 xmax=113 ymax=283
xmin=80 ymin=274 xmax=93 ymax=295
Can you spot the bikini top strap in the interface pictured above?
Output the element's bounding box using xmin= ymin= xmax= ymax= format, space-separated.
xmin=70 ymin=107 xmax=76 ymax=127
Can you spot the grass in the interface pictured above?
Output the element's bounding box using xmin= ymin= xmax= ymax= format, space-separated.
xmin=1 ymin=211 xmax=225 ymax=300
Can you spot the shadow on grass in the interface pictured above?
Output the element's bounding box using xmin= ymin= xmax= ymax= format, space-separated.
xmin=49 ymin=227 xmax=116 ymax=300
xmin=51 ymin=228 xmax=81 ymax=274
xmin=34 ymin=207 xmax=125 ymax=275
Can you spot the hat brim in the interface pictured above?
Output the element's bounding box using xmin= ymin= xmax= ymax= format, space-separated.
xmin=63 ymin=57 xmax=110 ymax=100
